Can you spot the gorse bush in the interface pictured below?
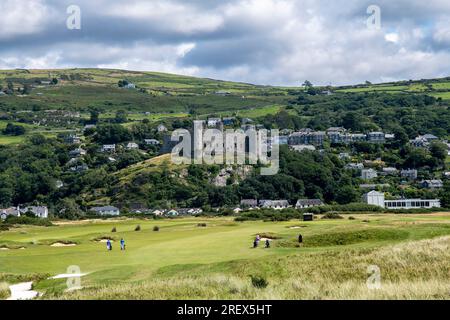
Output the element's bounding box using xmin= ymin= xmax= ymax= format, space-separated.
xmin=321 ymin=212 xmax=344 ymax=220
xmin=111 ymin=227 xmax=117 ymax=233
xmin=250 ymin=275 xmax=268 ymax=289
xmin=153 ymin=226 xmax=160 ymax=232
xmin=135 ymin=225 xmax=141 ymax=231
xmin=197 ymin=223 xmax=207 ymax=227
xmin=5 ymin=216 xmax=53 ymax=227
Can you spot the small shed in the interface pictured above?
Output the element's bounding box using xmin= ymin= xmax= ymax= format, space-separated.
xmin=303 ymin=213 xmax=314 ymax=221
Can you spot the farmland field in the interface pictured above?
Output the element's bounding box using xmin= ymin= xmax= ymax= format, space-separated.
xmin=1 ymin=213 xmax=449 ymax=300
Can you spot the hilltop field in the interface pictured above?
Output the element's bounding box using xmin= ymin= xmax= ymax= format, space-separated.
xmin=1 ymin=213 xmax=450 ymax=300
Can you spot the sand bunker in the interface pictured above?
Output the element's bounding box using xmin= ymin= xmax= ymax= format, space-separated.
xmin=8 ymin=282 xmax=40 ymax=300
xmin=50 ymin=273 xmax=88 ymax=279
xmin=51 ymin=242 xmax=77 ymax=247
xmin=97 ymin=239 xmax=114 ymax=243
xmin=0 ymin=246 xmax=25 ymax=251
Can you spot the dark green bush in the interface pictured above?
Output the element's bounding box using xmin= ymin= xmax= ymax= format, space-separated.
xmin=250 ymin=275 xmax=268 ymax=289
xmin=5 ymin=216 xmax=53 ymax=227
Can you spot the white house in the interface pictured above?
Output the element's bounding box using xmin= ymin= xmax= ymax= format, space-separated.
xmin=290 ymin=145 xmax=316 ymax=152
xmin=91 ymin=206 xmax=120 ymax=216
xmin=207 ymin=118 xmax=222 ymax=127
xmin=258 ymin=200 xmax=290 ymax=210
xmin=101 ymin=144 xmax=116 ymax=153
xmin=0 ymin=207 xmax=20 ymax=219
xmin=296 ymin=199 xmax=324 ymax=209
xmin=361 ymin=169 xmax=378 ymax=180
xmin=421 ymin=180 xmax=444 ymax=189
xmin=345 ymin=163 xmax=364 ymax=170
xmin=363 ymin=191 xmax=441 ymax=209
xmin=69 ymin=148 xmax=86 ymax=157
xmin=144 ymin=139 xmax=160 ymax=145
xmin=363 ymin=191 xmax=385 ymax=208
xmin=126 ymin=142 xmax=139 ymax=150
xmin=157 ymin=124 xmax=168 ymax=132
xmin=19 ymin=206 xmax=49 ymax=219
xmin=401 ymin=169 xmax=418 ymax=180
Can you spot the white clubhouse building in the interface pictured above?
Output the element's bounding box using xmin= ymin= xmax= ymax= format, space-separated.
xmin=363 ymin=191 xmax=441 ymax=209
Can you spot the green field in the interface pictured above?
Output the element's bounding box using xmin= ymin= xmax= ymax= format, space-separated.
xmin=1 ymin=213 xmax=449 ymax=299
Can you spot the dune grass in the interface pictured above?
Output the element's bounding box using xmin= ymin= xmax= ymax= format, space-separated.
xmin=0 ymin=282 xmax=10 ymax=300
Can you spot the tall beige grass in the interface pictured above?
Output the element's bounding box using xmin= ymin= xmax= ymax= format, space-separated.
xmin=0 ymin=282 xmax=10 ymax=300
xmin=46 ymin=236 xmax=450 ymax=300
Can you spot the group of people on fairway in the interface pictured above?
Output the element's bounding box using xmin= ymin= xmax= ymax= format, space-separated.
xmin=253 ymin=235 xmax=270 ymax=249
xmin=106 ymin=238 xmax=126 ymax=251
xmin=252 ymin=234 xmax=303 ymax=249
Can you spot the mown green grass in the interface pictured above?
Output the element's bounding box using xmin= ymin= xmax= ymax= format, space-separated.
xmin=0 ymin=213 xmax=449 ymax=299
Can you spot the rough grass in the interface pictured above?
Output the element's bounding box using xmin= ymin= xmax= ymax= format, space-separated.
xmin=44 ymin=236 xmax=450 ymax=300
xmin=0 ymin=282 xmax=10 ymax=299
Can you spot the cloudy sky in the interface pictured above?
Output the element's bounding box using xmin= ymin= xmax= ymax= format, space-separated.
xmin=1 ymin=0 xmax=450 ymax=86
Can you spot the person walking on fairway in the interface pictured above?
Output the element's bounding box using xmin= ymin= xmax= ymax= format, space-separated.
xmin=265 ymin=239 xmax=270 ymax=248
xmin=106 ymin=239 xmax=112 ymax=251
xmin=298 ymin=234 xmax=303 ymax=246
xmin=253 ymin=239 xmax=258 ymax=248
xmin=120 ymin=238 xmax=125 ymax=251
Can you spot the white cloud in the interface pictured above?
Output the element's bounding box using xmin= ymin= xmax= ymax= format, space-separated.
xmin=103 ymin=0 xmax=223 ymax=34
xmin=385 ymin=33 xmax=400 ymax=43
xmin=0 ymin=0 xmax=53 ymax=40
xmin=1 ymin=0 xmax=450 ymax=85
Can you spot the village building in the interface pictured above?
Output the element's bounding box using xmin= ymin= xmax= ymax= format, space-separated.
xmin=289 ymin=129 xmax=326 ymax=146
xmin=240 ymin=199 xmax=258 ymax=208
xmin=83 ymin=124 xmax=96 ymax=131
xmin=144 ymin=139 xmax=160 ymax=145
xmin=420 ymin=180 xmax=444 ymax=189
xmin=345 ymin=163 xmax=364 ymax=170
xmin=338 ymin=153 xmax=350 ymax=160
xmin=367 ymin=132 xmax=386 ymax=143
xmin=222 ymin=117 xmax=235 ymax=126
xmin=70 ymin=164 xmax=89 ymax=172
xmin=0 ymin=207 xmax=20 ymax=220
xmin=19 ymin=206 xmax=49 ymax=219
xmin=90 ymin=206 xmax=120 ymax=216
xmin=363 ymin=191 xmax=441 ymax=209
xmin=65 ymin=134 xmax=81 ymax=144
xmin=290 ymin=145 xmax=316 ymax=152
xmin=207 ymin=118 xmax=222 ymax=128
xmin=295 ymin=199 xmax=324 ymax=209
xmin=401 ymin=169 xmax=418 ymax=180
xmin=381 ymin=167 xmax=398 ymax=176
xmin=157 ymin=124 xmax=168 ymax=133
xmin=126 ymin=142 xmax=139 ymax=150
xmin=361 ymin=169 xmax=378 ymax=180
xmin=101 ymin=144 xmax=116 ymax=153
xmin=258 ymin=200 xmax=290 ymax=210
xmin=69 ymin=148 xmax=86 ymax=157
xmin=410 ymin=134 xmax=438 ymax=148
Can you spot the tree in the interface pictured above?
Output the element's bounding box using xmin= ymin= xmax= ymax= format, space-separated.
xmin=430 ymin=142 xmax=447 ymax=165
xmin=52 ymin=78 xmax=58 ymax=85
xmin=22 ymin=84 xmax=32 ymax=95
xmin=115 ymin=110 xmax=128 ymax=124
xmin=89 ymin=108 xmax=100 ymax=124
xmin=95 ymin=124 xmax=131 ymax=144
xmin=56 ymin=198 xmax=84 ymax=220
xmin=3 ymin=123 xmax=26 ymax=136
xmin=302 ymin=80 xmax=313 ymax=88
